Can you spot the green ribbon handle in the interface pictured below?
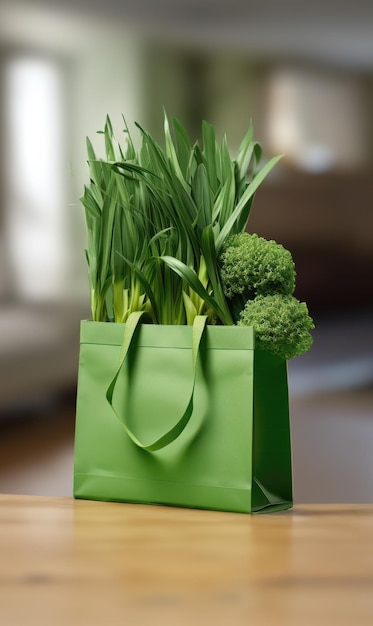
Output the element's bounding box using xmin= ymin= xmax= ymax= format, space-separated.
xmin=106 ymin=313 xmax=208 ymax=452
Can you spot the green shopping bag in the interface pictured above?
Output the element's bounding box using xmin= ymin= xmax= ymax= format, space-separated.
xmin=73 ymin=313 xmax=292 ymax=513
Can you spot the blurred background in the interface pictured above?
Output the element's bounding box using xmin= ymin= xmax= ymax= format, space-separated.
xmin=0 ymin=0 xmax=372 ymax=502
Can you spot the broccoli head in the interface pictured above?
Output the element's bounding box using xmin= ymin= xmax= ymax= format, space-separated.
xmin=219 ymin=233 xmax=296 ymax=300
xmin=238 ymin=294 xmax=314 ymax=360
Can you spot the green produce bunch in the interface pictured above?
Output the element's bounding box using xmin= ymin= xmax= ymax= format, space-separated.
xmin=81 ymin=112 xmax=314 ymax=359
xmin=220 ymin=233 xmax=295 ymax=299
xmin=219 ymin=233 xmax=314 ymax=359
xmin=81 ymin=113 xmax=281 ymax=326
xmin=238 ymin=294 xmax=314 ymax=360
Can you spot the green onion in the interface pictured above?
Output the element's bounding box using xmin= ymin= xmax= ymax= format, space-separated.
xmin=81 ymin=112 xmax=281 ymax=324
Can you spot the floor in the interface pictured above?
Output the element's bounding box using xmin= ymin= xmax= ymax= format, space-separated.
xmin=0 ymin=310 xmax=372 ymax=503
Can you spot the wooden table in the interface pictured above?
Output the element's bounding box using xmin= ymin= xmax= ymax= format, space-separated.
xmin=1 ymin=496 xmax=373 ymax=626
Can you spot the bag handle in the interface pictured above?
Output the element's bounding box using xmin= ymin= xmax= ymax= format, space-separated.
xmin=106 ymin=313 xmax=208 ymax=452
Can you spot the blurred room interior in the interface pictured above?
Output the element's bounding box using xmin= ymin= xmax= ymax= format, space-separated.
xmin=0 ymin=0 xmax=372 ymax=503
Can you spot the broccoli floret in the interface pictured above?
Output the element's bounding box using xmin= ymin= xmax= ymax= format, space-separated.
xmin=238 ymin=294 xmax=314 ymax=360
xmin=219 ymin=233 xmax=296 ymax=300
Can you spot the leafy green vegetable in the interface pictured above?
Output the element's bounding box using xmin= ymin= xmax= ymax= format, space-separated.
xmin=238 ymin=294 xmax=314 ymax=360
xmin=81 ymin=111 xmax=315 ymax=360
xmin=82 ymin=113 xmax=280 ymax=325
xmin=219 ymin=233 xmax=296 ymax=321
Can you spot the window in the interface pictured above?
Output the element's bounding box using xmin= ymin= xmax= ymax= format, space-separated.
xmin=4 ymin=54 xmax=65 ymax=299
xmin=266 ymin=66 xmax=367 ymax=172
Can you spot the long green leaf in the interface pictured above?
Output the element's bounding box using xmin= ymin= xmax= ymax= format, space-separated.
xmin=216 ymin=154 xmax=283 ymax=253
xmin=191 ymin=163 xmax=213 ymax=229
xmin=202 ymin=120 xmax=218 ymax=193
xmin=200 ymin=226 xmax=233 ymax=324
xmin=160 ymin=256 xmax=232 ymax=325
xmin=118 ymin=255 xmax=160 ymax=323
xmin=164 ymin=110 xmax=188 ymax=189
xmin=172 ymin=117 xmax=192 ymax=177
